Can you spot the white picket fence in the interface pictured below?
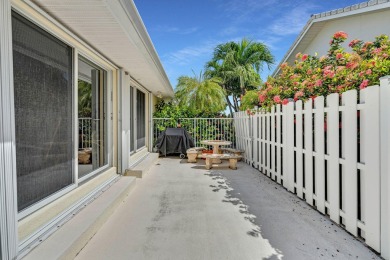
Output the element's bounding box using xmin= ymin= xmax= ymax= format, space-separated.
xmin=234 ymin=76 xmax=390 ymax=258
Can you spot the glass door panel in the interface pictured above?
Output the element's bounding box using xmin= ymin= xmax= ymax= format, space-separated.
xmin=136 ymin=90 xmax=146 ymax=149
xmin=12 ymin=12 xmax=73 ymax=211
xmin=78 ymin=57 xmax=107 ymax=178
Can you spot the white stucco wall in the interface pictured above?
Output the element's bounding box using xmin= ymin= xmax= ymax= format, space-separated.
xmin=304 ymin=9 xmax=390 ymax=56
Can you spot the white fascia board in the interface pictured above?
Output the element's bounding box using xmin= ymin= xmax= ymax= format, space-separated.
xmin=105 ymin=0 xmax=174 ymax=97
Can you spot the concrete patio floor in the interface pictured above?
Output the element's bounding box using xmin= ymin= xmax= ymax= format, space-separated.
xmin=75 ymin=157 xmax=379 ymax=260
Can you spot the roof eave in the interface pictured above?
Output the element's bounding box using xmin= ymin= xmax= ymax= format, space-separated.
xmin=271 ymin=0 xmax=390 ymax=77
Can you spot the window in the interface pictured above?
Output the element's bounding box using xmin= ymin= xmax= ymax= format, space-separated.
xmin=129 ymin=87 xmax=147 ymax=153
xmin=130 ymin=86 xmax=135 ymax=153
xmin=78 ymin=57 xmax=107 ymax=179
xmin=12 ymin=12 xmax=73 ymax=211
xmin=136 ymin=89 xmax=146 ymax=149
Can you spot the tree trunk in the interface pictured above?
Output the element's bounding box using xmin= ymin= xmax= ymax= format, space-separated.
xmin=233 ymin=95 xmax=239 ymax=112
xmin=225 ymin=95 xmax=234 ymax=116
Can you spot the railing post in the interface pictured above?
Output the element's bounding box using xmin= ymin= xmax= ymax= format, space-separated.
xmin=380 ymin=76 xmax=390 ymax=259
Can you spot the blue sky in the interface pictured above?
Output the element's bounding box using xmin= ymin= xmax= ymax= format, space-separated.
xmin=134 ymin=0 xmax=365 ymax=89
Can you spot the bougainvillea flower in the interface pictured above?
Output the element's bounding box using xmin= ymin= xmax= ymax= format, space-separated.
xmin=359 ymin=79 xmax=369 ymax=89
xmin=294 ymin=91 xmax=304 ymax=100
xmin=314 ymin=79 xmax=323 ymax=87
xmin=333 ymin=31 xmax=348 ymax=40
xmin=259 ymin=94 xmax=266 ymax=103
xmin=346 ymin=62 xmax=358 ymax=70
xmin=280 ymin=62 xmax=288 ymax=69
xmin=348 ymin=39 xmax=360 ymax=47
xmin=372 ymin=48 xmax=382 ymax=54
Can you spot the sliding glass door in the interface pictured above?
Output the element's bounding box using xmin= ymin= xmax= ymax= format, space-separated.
xmin=136 ymin=89 xmax=146 ymax=149
xmin=129 ymin=87 xmax=147 ymax=154
xmin=12 ymin=12 xmax=109 ymax=213
xmin=12 ymin=12 xmax=73 ymax=211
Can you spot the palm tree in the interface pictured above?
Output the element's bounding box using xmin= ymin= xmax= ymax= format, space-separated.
xmin=175 ymin=71 xmax=226 ymax=115
xmin=204 ymin=60 xmax=236 ymax=115
xmin=206 ymin=38 xmax=274 ymax=112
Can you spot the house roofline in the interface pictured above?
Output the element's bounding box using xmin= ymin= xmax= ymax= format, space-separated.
xmin=119 ymin=0 xmax=174 ymax=96
xmin=272 ymin=0 xmax=390 ymax=77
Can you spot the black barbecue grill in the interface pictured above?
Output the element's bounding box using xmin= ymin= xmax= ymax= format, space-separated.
xmin=155 ymin=128 xmax=195 ymax=158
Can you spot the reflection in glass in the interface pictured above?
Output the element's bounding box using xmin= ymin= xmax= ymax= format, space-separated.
xmin=78 ymin=58 xmax=106 ymax=178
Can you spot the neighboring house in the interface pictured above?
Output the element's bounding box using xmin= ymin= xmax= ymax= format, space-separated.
xmin=0 ymin=0 xmax=173 ymax=259
xmin=273 ymin=0 xmax=390 ymax=76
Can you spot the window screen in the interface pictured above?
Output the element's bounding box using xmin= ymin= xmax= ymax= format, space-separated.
xmin=12 ymin=12 xmax=73 ymax=211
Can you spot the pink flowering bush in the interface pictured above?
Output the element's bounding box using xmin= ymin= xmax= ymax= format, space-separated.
xmin=255 ymin=32 xmax=390 ymax=109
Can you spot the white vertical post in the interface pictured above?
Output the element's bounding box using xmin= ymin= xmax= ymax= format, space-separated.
xmin=304 ymin=99 xmax=314 ymax=206
xmin=314 ymin=97 xmax=325 ymax=213
xmin=253 ymin=113 xmax=258 ymax=169
xmin=276 ymin=105 xmax=282 ymax=184
xmin=295 ymin=101 xmax=303 ymax=198
xmin=380 ymin=76 xmax=390 ymax=259
xmin=342 ymin=89 xmax=358 ymax=236
xmin=360 ymin=85 xmax=380 ymax=252
xmin=282 ymin=104 xmax=288 ymax=187
xmin=267 ymin=112 xmax=271 ymax=178
xmin=261 ymin=111 xmax=266 ymax=173
xmin=0 ymin=1 xmax=19 ymax=259
xmin=271 ymin=106 xmax=276 ymax=180
xmin=327 ymin=93 xmax=340 ymax=224
xmin=286 ymin=102 xmax=295 ymax=192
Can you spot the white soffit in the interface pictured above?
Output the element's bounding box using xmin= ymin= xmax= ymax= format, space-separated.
xmin=273 ymin=0 xmax=390 ymax=76
xmin=30 ymin=0 xmax=174 ymax=97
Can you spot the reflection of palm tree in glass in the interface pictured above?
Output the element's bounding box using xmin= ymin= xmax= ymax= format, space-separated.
xmin=78 ymin=80 xmax=92 ymax=149
xmin=78 ymin=80 xmax=92 ymax=118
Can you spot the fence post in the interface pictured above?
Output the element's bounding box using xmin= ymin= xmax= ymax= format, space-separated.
xmin=314 ymin=96 xmax=326 ymax=214
xmin=295 ymin=100 xmax=303 ymax=198
xmin=342 ymin=89 xmax=358 ymax=236
xmin=380 ymin=76 xmax=390 ymax=259
xmin=271 ymin=106 xmax=276 ymax=180
xmin=327 ymin=93 xmax=340 ymax=224
xmin=361 ymin=85 xmax=380 ymax=252
xmin=285 ymin=102 xmax=295 ymax=192
xmin=276 ymin=105 xmax=282 ymax=184
xmin=304 ymin=99 xmax=314 ymax=206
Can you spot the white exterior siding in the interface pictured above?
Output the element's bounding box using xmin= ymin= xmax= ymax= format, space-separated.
xmin=304 ymin=9 xmax=390 ymax=56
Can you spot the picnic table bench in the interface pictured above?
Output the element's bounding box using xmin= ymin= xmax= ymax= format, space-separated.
xmin=186 ymin=147 xmax=206 ymax=163
xmin=204 ymin=154 xmax=242 ymax=170
xmin=219 ymin=148 xmax=244 ymax=156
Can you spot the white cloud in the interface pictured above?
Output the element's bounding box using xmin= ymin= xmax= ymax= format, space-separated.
xmin=256 ymin=36 xmax=282 ymax=50
xmin=162 ymin=41 xmax=218 ymax=65
xmin=154 ymin=25 xmax=199 ymax=35
xmin=268 ymin=5 xmax=317 ymax=36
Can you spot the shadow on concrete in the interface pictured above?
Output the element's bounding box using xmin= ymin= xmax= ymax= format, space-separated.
xmin=203 ymin=163 xmax=380 ymax=260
